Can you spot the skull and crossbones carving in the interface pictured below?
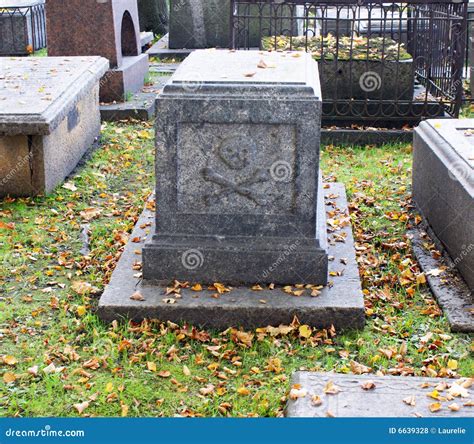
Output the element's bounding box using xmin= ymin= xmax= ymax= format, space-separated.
xmin=202 ymin=135 xmax=269 ymax=206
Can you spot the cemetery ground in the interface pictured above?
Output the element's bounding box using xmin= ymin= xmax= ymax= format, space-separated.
xmin=0 ymin=120 xmax=472 ymax=417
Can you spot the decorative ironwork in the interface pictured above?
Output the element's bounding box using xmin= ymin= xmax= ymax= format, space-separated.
xmin=0 ymin=1 xmax=47 ymax=56
xmin=230 ymin=0 xmax=468 ymax=126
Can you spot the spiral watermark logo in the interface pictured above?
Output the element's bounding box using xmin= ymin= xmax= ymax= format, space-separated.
xmin=359 ymin=71 xmax=382 ymax=92
xmin=270 ymin=160 xmax=293 ymax=183
xmin=2 ymin=250 xmax=26 ymax=270
xmin=447 ymin=161 xmax=471 ymax=182
xmin=181 ymin=249 xmax=204 ymax=270
xmin=179 ymin=71 xmax=204 ymax=93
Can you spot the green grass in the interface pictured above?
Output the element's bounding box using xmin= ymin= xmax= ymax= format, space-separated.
xmin=0 ymin=125 xmax=472 ymax=418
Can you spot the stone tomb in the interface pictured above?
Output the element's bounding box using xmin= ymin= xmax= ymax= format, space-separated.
xmin=46 ymin=0 xmax=149 ymax=103
xmin=286 ymin=372 xmax=473 ymax=417
xmin=0 ymin=57 xmax=108 ymax=197
xmin=99 ymin=50 xmax=364 ymax=330
xmin=413 ymin=119 xmax=474 ymax=292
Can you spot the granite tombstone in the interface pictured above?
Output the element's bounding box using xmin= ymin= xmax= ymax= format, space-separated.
xmin=142 ymin=49 xmax=328 ymax=285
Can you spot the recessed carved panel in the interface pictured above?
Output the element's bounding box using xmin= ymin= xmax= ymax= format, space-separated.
xmin=177 ymin=123 xmax=297 ymax=214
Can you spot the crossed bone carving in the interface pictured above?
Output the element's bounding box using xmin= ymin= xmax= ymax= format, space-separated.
xmin=202 ymin=167 xmax=269 ymax=206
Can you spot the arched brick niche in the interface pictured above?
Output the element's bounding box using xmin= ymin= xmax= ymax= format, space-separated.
xmin=121 ymin=10 xmax=139 ymax=57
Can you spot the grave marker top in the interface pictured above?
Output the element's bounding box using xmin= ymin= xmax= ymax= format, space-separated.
xmin=0 ymin=56 xmax=109 ymax=135
xmin=166 ymin=50 xmax=321 ymax=97
xmin=423 ymin=119 xmax=474 ymax=174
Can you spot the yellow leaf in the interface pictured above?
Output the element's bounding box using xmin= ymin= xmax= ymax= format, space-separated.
xmin=3 ymin=372 xmax=16 ymax=383
xmin=183 ymin=365 xmax=191 ymax=376
xmin=105 ymin=382 xmax=114 ymax=393
xmin=299 ymin=325 xmax=312 ymax=338
xmin=237 ymin=387 xmax=250 ymax=396
xmin=76 ymin=306 xmax=87 ymax=317
xmin=191 ymin=284 xmax=202 ymax=291
xmin=147 ymin=362 xmax=157 ymax=372
xmin=121 ymin=403 xmax=129 ymax=417
xmin=447 ymin=359 xmax=458 ymax=370
xmin=3 ymin=355 xmax=18 ymax=366
xmin=429 ymin=402 xmax=442 ymax=413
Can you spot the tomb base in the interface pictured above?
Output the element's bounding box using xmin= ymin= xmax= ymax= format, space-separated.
xmin=100 ymin=54 xmax=149 ymax=103
xmin=98 ymin=183 xmax=364 ymax=330
xmin=143 ymin=174 xmax=328 ymax=286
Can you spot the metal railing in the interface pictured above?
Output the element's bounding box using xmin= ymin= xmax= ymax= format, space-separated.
xmin=231 ymin=0 xmax=468 ymax=127
xmin=0 ymin=1 xmax=47 ymax=56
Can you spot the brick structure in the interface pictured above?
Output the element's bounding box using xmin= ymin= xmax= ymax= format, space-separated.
xmin=46 ymin=0 xmax=149 ymax=102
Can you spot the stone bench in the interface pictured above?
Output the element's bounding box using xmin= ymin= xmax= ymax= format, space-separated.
xmin=0 ymin=56 xmax=109 ymax=197
xmin=413 ymin=119 xmax=474 ymax=291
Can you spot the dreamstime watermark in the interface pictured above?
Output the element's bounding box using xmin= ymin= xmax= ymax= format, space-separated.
xmin=4 ymin=424 xmax=85 ymax=438
xmin=179 ymin=71 xmax=204 ymax=93
xmin=261 ymin=240 xmax=301 ymax=279
xmin=270 ymin=160 xmax=293 ymax=183
xmin=447 ymin=160 xmax=471 ymax=182
xmin=450 ymin=243 xmax=474 ymax=270
xmin=181 ymin=249 xmax=204 ymax=270
xmin=359 ymin=71 xmax=382 ymax=92
xmin=0 ymin=151 xmax=33 ymax=187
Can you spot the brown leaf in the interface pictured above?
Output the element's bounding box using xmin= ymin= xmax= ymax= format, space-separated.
xmin=323 ymin=380 xmax=341 ymax=395
xmin=130 ymin=291 xmax=145 ymax=301
xmin=361 ymin=380 xmax=376 ymax=390
xmin=350 ymin=360 xmax=372 ymax=375
xmin=158 ymin=371 xmax=171 ymax=378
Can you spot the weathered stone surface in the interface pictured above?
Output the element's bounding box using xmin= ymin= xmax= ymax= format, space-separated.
xmin=0 ymin=0 xmax=46 ymax=56
xmin=413 ymin=119 xmax=474 ymax=292
xmin=169 ymin=0 xmax=300 ymax=49
xmin=0 ymin=57 xmax=108 ymax=196
xmin=286 ymin=372 xmax=473 ymax=417
xmin=47 ymin=0 xmax=149 ymax=102
xmin=169 ymin=0 xmax=231 ymax=49
xmin=411 ymin=227 xmax=474 ymax=333
xmin=142 ymin=50 xmax=327 ymax=285
xmin=98 ymin=183 xmax=365 ymax=330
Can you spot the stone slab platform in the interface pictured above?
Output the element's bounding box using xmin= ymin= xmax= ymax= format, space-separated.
xmin=98 ymin=183 xmax=364 ymax=330
xmin=99 ymin=74 xmax=170 ymax=122
xmin=286 ymin=372 xmax=474 ymax=417
xmin=411 ymin=227 xmax=474 ymax=333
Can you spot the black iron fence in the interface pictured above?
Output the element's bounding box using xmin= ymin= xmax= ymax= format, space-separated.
xmin=0 ymin=1 xmax=47 ymax=56
xmin=230 ymin=0 xmax=468 ymax=127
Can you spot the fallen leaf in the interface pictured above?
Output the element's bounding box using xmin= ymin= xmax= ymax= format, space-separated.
xmin=237 ymin=387 xmax=250 ymax=396
xmin=147 ymin=362 xmax=157 ymax=372
xmin=3 ymin=355 xmax=18 ymax=366
xmin=299 ymin=325 xmax=312 ymax=339
xmin=130 ymin=291 xmax=145 ymax=301
xmin=323 ymin=380 xmax=341 ymax=395
xmin=289 ymin=387 xmax=307 ymax=400
xmin=158 ymin=371 xmax=171 ymax=378
xmin=429 ymin=402 xmax=442 ymax=413
xmin=403 ymin=395 xmax=416 ymax=406
xmin=361 ymin=380 xmax=376 ymax=390
xmin=350 ymin=360 xmax=372 ymax=374
xmin=3 ymin=372 xmax=16 ymax=383
xmin=74 ymin=401 xmax=89 ymax=414
xmin=448 ymin=403 xmax=460 ymax=412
